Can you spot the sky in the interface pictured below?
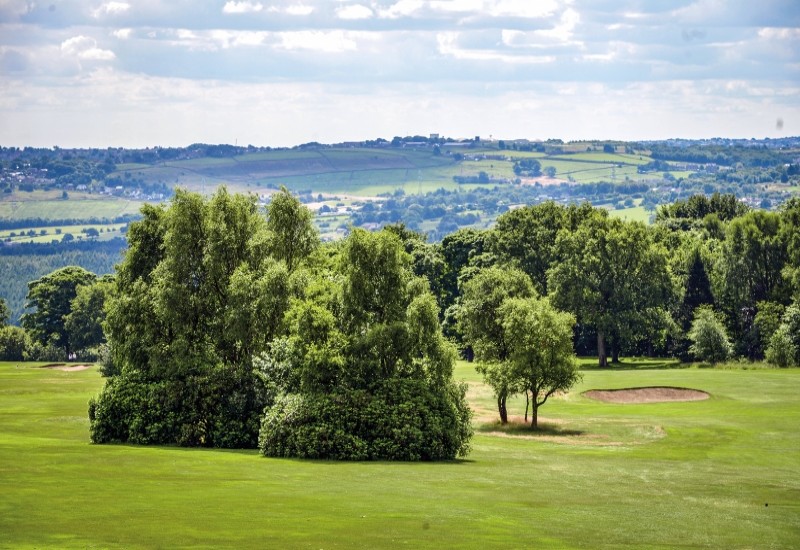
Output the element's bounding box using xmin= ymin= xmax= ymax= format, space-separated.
xmin=1 ymin=0 xmax=799 ymax=148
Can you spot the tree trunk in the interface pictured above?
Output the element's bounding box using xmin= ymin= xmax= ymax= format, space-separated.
xmin=524 ymin=391 xmax=529 ymax=423
xmin=597 ymin=331 xmax=608 ymax=368
xmin=498 ymin=394 xmax=508 ymax=424
xmin=530 ymin=404 xmax=538 ymax=428
xmin=611 ymin=344 xmax=620 ymax=364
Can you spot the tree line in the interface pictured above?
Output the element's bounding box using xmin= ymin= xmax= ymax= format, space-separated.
xmin=3 ymin=189 xmax=800 ymax=457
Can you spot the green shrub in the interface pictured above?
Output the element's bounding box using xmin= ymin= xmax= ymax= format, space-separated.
xmin=688 ymin=306 xmax=733 ymax=364
xmin=259 ymin=378 xmax=472 ymax=461
xmin=89 ymin=366 xmax=267 ymax=448
xmin=0 ymin=326 xmax=31 ymax=361
xmin=765 ymin=325 xmax=798 ymax=368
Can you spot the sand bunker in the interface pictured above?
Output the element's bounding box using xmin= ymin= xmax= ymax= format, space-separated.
xmin=584 ymin=386 xmax=709 ymax=404
xmin=40 ymin=364 xmax=93 ymax=372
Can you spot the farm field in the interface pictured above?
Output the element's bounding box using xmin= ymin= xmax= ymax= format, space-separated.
xmin=0 ymin=223 xmax=127 ymax=243
xmin=0 ymin=360 xmax=797 ymax=549
xmin=0 ymin=197 xmax=143 ymax=221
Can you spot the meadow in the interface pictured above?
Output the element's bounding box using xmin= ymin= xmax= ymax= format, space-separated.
xmin=0 ymin=360 xmax=797 ymax=548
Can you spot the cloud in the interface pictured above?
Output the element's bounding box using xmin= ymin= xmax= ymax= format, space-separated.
xmin=266 ymin=3 xmax=314 ymax=16
xmin=277 ymin=30 xmax=357 ymax=52
xmin=112 ymin=28 xmax=133 ymax=39
xmin=378 ymin=0 xmax=424 ymax=19
xmin=61 ymin=36 xmax=116 ymax=61
xmin=222 ymin=1 xmax=264 ymax=14
xmin=336 ymin=4 xmax=373 ymax=20
xmin=92 ymin=2 xmax=131 ymax=18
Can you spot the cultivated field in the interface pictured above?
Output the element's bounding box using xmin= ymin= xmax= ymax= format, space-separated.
xmin=0 ymin=360 xmax=797 ymax=548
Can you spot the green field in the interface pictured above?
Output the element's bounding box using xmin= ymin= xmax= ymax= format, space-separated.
xmin=0 ymin=223 xmax=127 ymax=243
xmin=0 ymin=360 xmax=797 ymax=548
xmin=0 ymin=198 xmax=143 ymax=220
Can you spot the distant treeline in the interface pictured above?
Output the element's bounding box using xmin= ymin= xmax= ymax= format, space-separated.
xmin=647 ymin=143 xmax=794 ymax=168
xmin=0 ymin=238 xmax=125 ymax=324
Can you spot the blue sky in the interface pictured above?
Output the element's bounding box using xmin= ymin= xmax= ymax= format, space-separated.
xmin=1 ymin=0 xmax=798 ymax=147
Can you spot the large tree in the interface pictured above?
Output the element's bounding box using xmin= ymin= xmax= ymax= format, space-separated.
xmin=489 ymin=202 xmax=594 ymax=295
xmin=258 ymin=228 xmax=473 ymax=460
xmin=91 ymin=187 xmax=303 ymax=447
xmin=21 ymin=266 xmax=97 ymax=356
xmin=499 ymin=297 xmax=580 ymax=428
xmin=548 ymin=214 xmax=673 ymax=367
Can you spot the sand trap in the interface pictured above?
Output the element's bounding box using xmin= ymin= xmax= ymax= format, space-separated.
xmin=40 ymin=364 xmax=93 ymax=372
xmin=584 ymin=386 xmax=709 ymax=404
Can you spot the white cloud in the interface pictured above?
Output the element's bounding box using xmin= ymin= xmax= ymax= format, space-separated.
xmin=277 ymin=30 xmax=357 ymax=52
xmin=758 ymin=28 xmax=800 ymax=40
xmin=112 ymin=28 xmax=132 ymax=39
xmin=222 ymin=1 xmax=264 ymax=14
xmin=61 ymin=36 xmax=116 ymax=61
xmin=92 ymin=2 xmax=131 ymax=18
xmin=535 ymin=7 xmax=580 ymax=43
xmin=438 ymin=32 xmax=555 ymax=64
xmin=284 ymin=4 xmax=314 ymax=16
xmin=378 ymin=0 xmax=424 ymax=19
xmin=266 ymin=3 xmax=314 ymax=16
xmin=487 ymin=0 xmax=559 ymax=18
xmin=336 ymin=4 xmax=373 ymax=20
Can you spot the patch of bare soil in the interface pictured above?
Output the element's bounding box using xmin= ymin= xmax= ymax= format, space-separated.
xmin=584 ymin=386 xmax=709 ymax=404
xmin=40 ymin=364 xmax=93 ymax=372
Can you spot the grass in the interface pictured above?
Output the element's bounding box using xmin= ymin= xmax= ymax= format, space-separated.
xmin=0 ymin=223 xmax=127 ymax=243
xmin=0 ymin=197 xmax=144 ymax=221
xmin=0 ymin=359 xmax=797 ymax=548
xmin=607 ymin=205 xmax=653 ymax=224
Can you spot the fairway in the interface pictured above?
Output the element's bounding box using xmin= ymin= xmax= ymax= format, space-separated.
xmin=0 ymin=361 xmax=798 ymax=548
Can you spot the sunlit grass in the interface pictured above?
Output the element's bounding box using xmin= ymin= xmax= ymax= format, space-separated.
xmin=0 ymin=360 xmax=797 ymax=548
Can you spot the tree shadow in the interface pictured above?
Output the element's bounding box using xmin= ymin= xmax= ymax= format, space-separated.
xmin=578 ymin=357 xmax=688 ymax=371
xmin=477 ymin=419 xmax=584 ymax=437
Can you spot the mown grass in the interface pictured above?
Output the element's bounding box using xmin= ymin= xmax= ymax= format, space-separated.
xmin=0 ymin=361 xmax=797 ymax=549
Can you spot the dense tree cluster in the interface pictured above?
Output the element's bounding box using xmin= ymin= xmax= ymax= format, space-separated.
xmin=87 ymin=187 xmax=472 ymax=458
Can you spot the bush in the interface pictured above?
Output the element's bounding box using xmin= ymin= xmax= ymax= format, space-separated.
xmin=688 ymin=307 xmax=733 ymax=364
xmin=765 ymin=325 xmax=798 ymax=368
xmin=89 ymin=366 xmax=268 ymax=448
xmin=0 ymin=326 xmax=30 ymax=361
xmin=259 ymin=378 xmax=472 ymax=461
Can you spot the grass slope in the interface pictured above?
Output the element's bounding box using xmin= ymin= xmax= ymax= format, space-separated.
xmin=0 ymin=361 xmax=797 ymax=548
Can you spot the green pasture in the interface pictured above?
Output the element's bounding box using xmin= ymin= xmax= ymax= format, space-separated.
xmin=0 ymin=223 xmax=127 ymax=243
xmin=608 ymin=206 xmax=653 ymax=224
xmin=107 ymin=147 xmax=666 ymax=198
xmin=0 ymin=198 xmax=143 ymax=221
xmin=0 ymin=360 xmax=797 ymax=548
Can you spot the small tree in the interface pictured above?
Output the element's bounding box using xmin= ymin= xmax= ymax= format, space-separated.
xmin=766 ymin=304 xmax=800 ymax=367
xmin=687 ymin=306 xmax=733 ymax=364
xmin=458 ymin=266 xmax=535 ymax=423
xmin=765 ymin=325 xmax=798 ymax=367
xmin=499 ymin=297 xmax=580 ymax=428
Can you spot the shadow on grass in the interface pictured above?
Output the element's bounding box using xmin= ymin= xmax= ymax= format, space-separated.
xmin=477 ymin=419 xmax=584 ymax=437
xmin=578 ymin=357 xmax=688 ymax=371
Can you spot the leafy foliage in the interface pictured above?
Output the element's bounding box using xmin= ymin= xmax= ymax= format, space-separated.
xmin=688 ymin=307 xmax=733 ymax=364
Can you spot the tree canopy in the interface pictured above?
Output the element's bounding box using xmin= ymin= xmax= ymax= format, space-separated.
xmin=89 ymin=188 xmax=472 ymax=459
